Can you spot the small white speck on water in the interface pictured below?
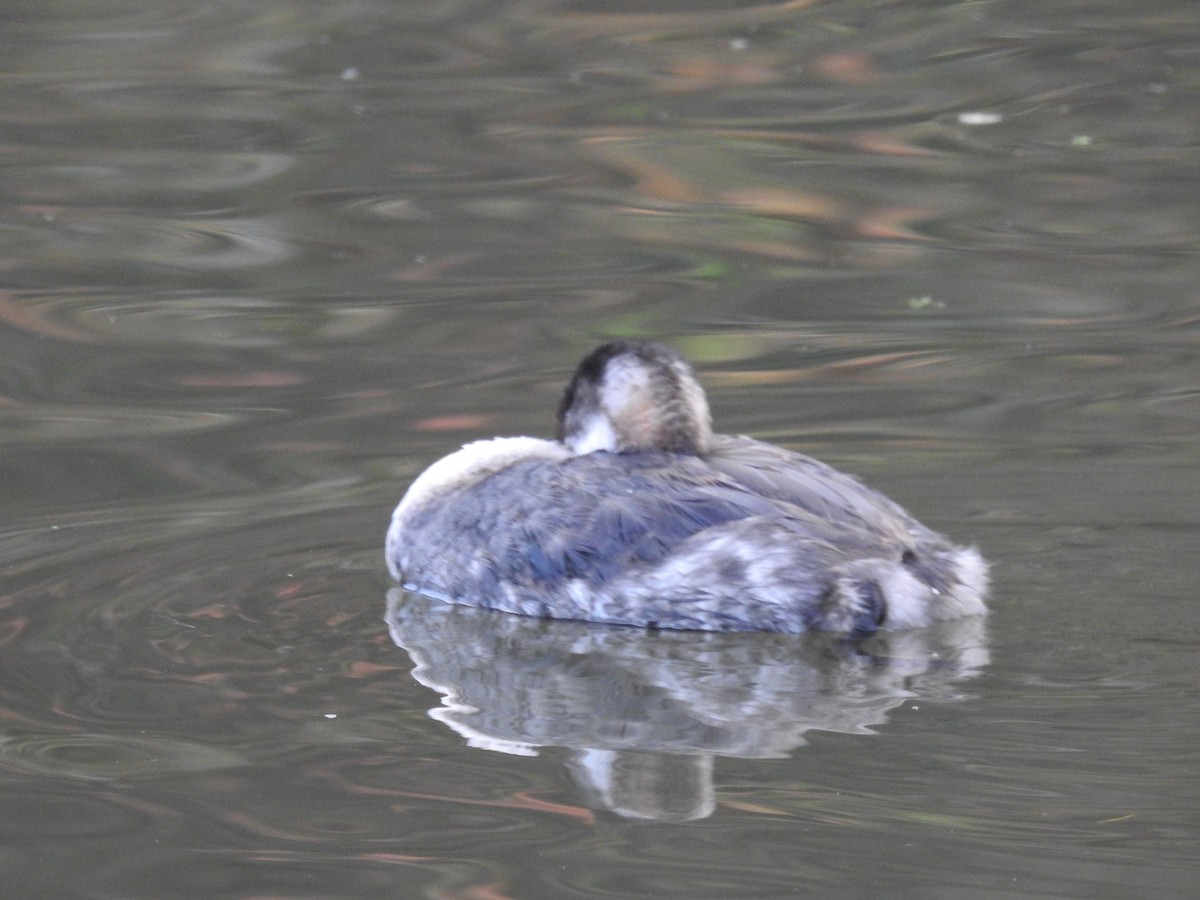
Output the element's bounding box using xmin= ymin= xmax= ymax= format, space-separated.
xmin=958 ymin=111 xmax=1002 ymax=125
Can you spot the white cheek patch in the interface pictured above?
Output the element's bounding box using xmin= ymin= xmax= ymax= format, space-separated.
xmin=600 ymin=357 xmax=650 ymax=403
xmin=566 ymin=412 xmax=617 ymax=455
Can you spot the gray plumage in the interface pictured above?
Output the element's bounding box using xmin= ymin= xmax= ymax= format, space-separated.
xmin=386 ymin=341 xmax=988 ymax=634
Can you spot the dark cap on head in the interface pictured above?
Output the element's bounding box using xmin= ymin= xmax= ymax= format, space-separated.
xmin=556 ymin=341 xmax=713 ymax=455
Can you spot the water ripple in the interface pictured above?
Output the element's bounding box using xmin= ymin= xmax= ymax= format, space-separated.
xmin=3 ymin=145 xmax=295 ymax=202
xmin=0 ymin=733 xmax=248 ymax=782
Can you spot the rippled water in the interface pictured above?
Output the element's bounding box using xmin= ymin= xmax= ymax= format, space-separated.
xmin=3 ymin=0 xmax=1200 ymax=897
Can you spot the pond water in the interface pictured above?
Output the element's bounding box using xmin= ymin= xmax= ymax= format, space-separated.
xmin=3 ymin=0 xmax=1199 ymax=896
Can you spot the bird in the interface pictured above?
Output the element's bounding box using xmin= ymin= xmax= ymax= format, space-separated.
xmin=386 ymin=340 xmax=988 ymax=634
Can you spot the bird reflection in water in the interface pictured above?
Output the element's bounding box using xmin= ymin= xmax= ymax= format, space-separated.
xmin=386 ymin=589 xmax=988 ymax=822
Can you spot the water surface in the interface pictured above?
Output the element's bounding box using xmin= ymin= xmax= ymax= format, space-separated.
xmin=2 ymin=0 xmax=1199 ymax=897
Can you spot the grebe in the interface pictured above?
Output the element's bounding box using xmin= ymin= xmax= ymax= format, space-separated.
xmin=386 ymin=341 xmax=988 ymax=634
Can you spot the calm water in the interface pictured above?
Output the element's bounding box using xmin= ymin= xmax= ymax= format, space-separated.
xmin=3 ymin=0 xmax=1199 ymax=896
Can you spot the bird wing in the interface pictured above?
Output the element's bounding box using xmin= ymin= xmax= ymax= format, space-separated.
xmin=397 ymin=451 xmax=796 ymax=599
